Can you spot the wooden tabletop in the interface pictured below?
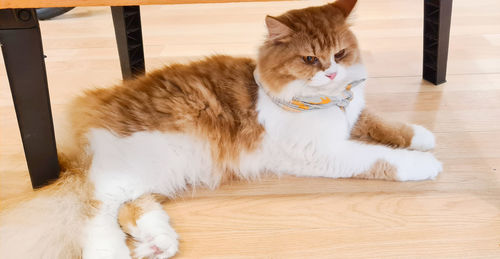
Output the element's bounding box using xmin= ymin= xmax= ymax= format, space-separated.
xmin=0 ymin=0 xmax=283 ymax=9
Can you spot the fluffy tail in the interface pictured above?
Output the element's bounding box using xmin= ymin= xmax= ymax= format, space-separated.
xmin=0 ymin=157 xmax=95 ymax=259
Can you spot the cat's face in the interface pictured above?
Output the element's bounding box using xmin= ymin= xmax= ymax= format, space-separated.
xmin=256 ymin=0 xmax=365 ymax=99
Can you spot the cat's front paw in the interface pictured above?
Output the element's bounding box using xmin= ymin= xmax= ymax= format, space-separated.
xmin=396 ymin=151 xmax=442 ymax=181
xmin=132 ymin=210 xmax=179 ymax=259
xmin=409 ymin=124 xmax=436 ymax=151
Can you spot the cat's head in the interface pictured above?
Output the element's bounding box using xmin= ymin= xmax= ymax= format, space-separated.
xmin=256 ymin=0 xmax=366 ymax=99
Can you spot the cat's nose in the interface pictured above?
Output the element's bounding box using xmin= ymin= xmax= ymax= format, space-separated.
xmin=326 ymin=72 xmax=337 ymax=80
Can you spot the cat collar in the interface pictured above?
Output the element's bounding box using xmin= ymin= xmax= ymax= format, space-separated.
xmin=254 ymin=70 xmax=366 ymax=112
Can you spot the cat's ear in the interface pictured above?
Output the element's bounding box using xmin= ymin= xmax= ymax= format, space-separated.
xmin=330 ymin=0 xmax=357 ymax=17
xmin=265 ymin=15 xmax=293 ymax=42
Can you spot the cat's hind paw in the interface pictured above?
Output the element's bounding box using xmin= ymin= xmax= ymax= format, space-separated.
xmin=133 ymin=232 xmax=178 ymax=259
xmin=131 ymin=210 xmax=179 ymax=259
xmin=409 ymin=124 xmax=436 ymax=151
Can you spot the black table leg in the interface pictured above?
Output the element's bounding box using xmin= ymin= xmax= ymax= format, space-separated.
xmin=423 ymin=0 xmax=453 ymax=85
xmin=0 ymin=9 xmax=60 ymax=188
xmin=111 ymin=6 xmax=145 ymax=80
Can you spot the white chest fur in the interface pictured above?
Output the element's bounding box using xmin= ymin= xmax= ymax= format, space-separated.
xmin=256 ymin=83 xmax=366 ymax=149
xmin=238 ymin=82 xmax=366 ymax=177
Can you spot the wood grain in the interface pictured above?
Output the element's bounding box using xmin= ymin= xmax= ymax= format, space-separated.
xmin=1 ymin=0 xmax=499 ymax=258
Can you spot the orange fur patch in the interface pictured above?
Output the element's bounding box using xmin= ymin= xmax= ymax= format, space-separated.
xmin=351 ymin=109 xmax=414 ymax=148
xmin=118 ymin=194 xmax=164 ymax=232
xmin=68 ymin=55 xmax=264 ymax=180
xmin=354 ymin=159 xmax=397 ymax=180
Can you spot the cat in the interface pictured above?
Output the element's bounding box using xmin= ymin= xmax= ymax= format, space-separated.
xmin=0 ymin=0 xmax=442 ymax=258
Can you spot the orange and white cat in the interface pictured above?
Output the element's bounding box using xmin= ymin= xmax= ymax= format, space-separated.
xmin=0 ymin=0 xmax=441 ymax=258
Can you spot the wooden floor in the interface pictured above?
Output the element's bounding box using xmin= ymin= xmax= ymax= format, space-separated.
xmin=1 ymin=0 xmax=500 ymax=258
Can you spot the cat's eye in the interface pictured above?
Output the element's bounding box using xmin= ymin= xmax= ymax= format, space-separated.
xmin=334 ymin=49 xmax=346 ymax=61
xmin=303 ymin=56 xmax=319 ymax=65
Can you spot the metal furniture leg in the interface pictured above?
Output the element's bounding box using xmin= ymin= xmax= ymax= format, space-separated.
xmin=423 ymin=0 xmax=453 ymax=85
xmin=0 ymin=9 xmax=60 ymax=188
xmin=111 ymin=6 xmax=145 ymax=80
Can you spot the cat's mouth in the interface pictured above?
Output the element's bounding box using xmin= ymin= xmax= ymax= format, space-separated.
xmin=326 ymin=72 xmax=337 ymax=80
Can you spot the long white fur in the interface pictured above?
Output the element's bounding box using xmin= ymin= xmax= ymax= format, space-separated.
xmin=0 ymin=183 xmax=85 ymax=258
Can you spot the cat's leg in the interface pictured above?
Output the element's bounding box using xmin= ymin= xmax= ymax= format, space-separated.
xmin=82 ymin=197 xmax=132 ymax=259
xmin=350 ymin=109 xmax=435 ymax=151
xmin=82 ymin=173 xmax=149 ymax=259
xmin=282 ymin=140 xmax=442 ymax=181
xmin=118 ymin=194 xmax=178 ymax=259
